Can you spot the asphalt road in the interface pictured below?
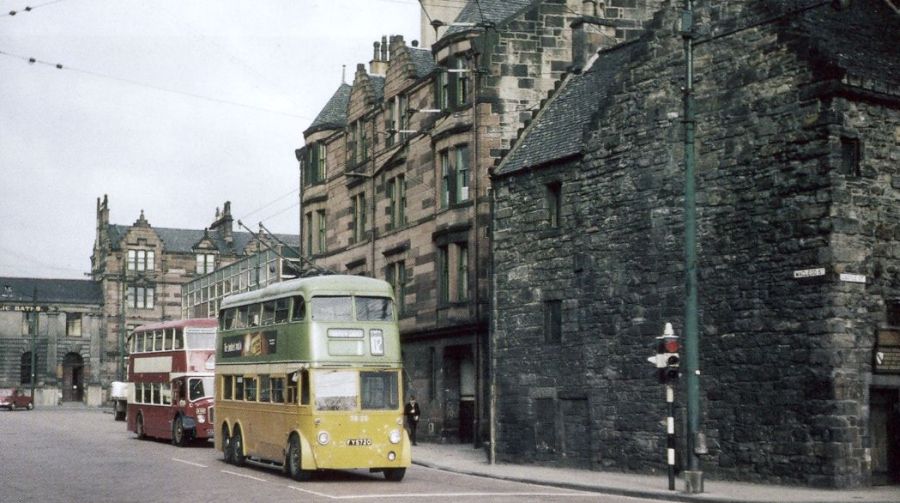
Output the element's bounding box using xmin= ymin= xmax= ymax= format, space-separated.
xmin=0 ymin=408 xmax=667 ymax=502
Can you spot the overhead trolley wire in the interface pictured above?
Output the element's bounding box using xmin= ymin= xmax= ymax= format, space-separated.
xmin=4 ymin=0 xmax=68 ymax=18
xmin=0 ymin=49 xmax=313 ymax=120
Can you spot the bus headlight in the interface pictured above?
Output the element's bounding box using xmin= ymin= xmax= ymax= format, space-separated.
xmin=388 ymin=451 xmax=397 ymax=461
xmin=389 ymin=429 xmax=401 ymax=444
xmin=197 ymin=414 xmax=206 ymax=424
xmin=317 ymin=431 xmax=330 ymax=445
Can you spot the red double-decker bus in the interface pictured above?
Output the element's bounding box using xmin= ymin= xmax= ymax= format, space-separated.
xmin=125 ymin=318 xmax=217 ymax=446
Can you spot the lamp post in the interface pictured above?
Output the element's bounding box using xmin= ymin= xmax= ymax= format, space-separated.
xmin=680 ymin=0 xmax=703 ymax=494
xmin=678 ymin=0 xmax=852 ymax=493
xmin=29 ymin=287 xmax=38 ymax=403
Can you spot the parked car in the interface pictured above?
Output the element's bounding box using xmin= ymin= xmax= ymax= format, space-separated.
xmin=0 ymin=388 xmax=34 ymax=411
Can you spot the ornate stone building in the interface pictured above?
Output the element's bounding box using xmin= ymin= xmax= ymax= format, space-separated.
xmin=90 ymin=195 xmax=298 ymax=391
xmin=297 ymin=0 xmax=664 ymax=444
xmin=0 ymin=277 xmax=103 ymax=406
xmin=492 ymin=0 xmax=899 ymax=488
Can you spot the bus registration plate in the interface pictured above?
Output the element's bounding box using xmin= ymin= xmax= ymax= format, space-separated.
xmin=347 ymin=438 xmax=372 ymax=446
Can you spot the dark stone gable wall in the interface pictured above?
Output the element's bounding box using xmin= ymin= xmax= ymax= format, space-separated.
xmin=492 ymin=2 xmax=900 ymax=488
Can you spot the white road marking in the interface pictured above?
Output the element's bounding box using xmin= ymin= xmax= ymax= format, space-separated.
xmin=171 ymin=457 xmax=207 ymax=468
xmin=288 ymin=488 xmax=598 ymax=500
xmin=221 ymin=469 xmax=269 ymax=483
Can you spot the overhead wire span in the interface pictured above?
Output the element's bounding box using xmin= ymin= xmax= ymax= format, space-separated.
xmin=4 ymin=0 xmax=68 ymax=18
xmin=0 ymin=49 xmax=313 ymax=120
xmin=238 ymin=187 xmax=299 ymax=221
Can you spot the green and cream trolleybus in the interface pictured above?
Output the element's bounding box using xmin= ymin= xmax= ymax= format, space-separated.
xmin=214 ymin=275 xmax=409 ymax=481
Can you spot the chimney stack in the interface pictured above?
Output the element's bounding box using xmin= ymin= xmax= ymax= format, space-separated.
xmin=370 ymin=35 xmax=389 ymax=75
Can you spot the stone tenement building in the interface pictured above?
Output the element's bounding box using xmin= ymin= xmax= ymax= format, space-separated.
xmin=0 ymin=277 xmax=103 ymax=406
xmin=90 ymin=195 xmax=298 ymax=392
xmin=493 ymin=0 xmax=899 ymax=489
xmin=297 ymin=0 xmax=664 ymax=445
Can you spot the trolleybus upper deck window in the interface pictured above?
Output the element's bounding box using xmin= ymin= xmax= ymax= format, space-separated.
xmin=311 ymin=296 xmax=353 ymax=321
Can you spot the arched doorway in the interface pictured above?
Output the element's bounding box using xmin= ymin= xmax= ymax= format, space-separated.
xmin=62 ymin=353 xmax=84 ymax=402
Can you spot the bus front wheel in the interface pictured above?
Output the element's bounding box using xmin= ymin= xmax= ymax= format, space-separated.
xmin=286 ymin=435 xmax=312 ymax=481
xmin=222 ymin=426 xmax=235 ymax=464
xmin=172 ymin=416 xmax=186 ymax=447
xmin=384 ymin=468 xmax=406 ymax=482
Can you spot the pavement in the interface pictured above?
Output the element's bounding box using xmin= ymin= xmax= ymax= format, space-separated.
xmin=410 ymin=442 xmax=900 ymax=503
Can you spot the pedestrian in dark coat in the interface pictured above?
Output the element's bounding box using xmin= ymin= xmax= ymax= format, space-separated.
xmin=404 ymin=396 xmax=420 ymax=445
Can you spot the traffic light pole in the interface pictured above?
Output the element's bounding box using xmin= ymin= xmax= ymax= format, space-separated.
xmin=666 ymin=384 xmax=676 ymax=490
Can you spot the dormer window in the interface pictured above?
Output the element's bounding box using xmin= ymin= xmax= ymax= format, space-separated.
xmin=196 ymin=253 xmax=216 ymax=274
xmin=385 ymin=95 xmax=410 ymax=147
xmin=347 ymin=120 xmax=369 ymax=167
xmin=435 ymin=55 xmax=470 ymax=111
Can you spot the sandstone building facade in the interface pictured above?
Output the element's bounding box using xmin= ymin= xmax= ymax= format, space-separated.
xmin=90 ymin=195 xmax=297 ymax=392
xmin=297 ymin=0 xmax=665 ymax=444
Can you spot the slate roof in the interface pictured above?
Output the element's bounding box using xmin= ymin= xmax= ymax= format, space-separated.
xmin=446 ymin=0 xmax=535 ymax=36
xmin=496 ymin=43 xmax=638 ymax=176
xmin=496 ymin=0 xmax=899 ymax=177
xmin=304 ymin=83 xmax=352 ymax=136
xmin=370 ymin=75 xmax=385 ymax=103
xmin=409 ymin=47 xmax=438 ymax=78
xmin=106 ymin=224 xmax=299 ymax=255
xmin=0 ymin=277 xmax=103 ymax=305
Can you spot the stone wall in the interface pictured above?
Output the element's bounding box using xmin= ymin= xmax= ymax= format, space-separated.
xmin=492 ymin=1 xmax=900 ymax=488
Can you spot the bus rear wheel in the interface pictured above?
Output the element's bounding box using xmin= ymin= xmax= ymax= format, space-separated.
xmin=384 ymin=468 xmax=406 ymax=482
xmin=172 ymin=416 xmax=186 ymax=447
xmin=286 ymin=435 xmax=311 ymax=481
xmin=231 ymin=427 xmax=246 ymax=467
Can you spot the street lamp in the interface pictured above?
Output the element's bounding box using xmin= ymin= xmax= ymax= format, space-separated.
xmin=29 ymin=287 xmax=38 ymax=403
xmin=679 ymin=0 xmax=852 ymax=493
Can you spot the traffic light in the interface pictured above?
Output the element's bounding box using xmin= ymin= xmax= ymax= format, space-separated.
xmin=656 ymin=323 xmax=680 ymax=383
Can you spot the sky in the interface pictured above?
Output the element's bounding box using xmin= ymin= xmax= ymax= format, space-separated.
xmin=0 ymin=0 xmax=424 ymax=280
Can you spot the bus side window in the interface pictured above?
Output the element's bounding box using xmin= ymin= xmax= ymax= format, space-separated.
xmin=164 ymin=329 xmax=173 ymax=351
xmin=272 ymin=377 xmax=285 ymax=403
xmin=287 ymin=374 xmax=297 ymax=404
xmin=262 ymin=302 xmax=276 ymax=326
xmin=250 ymin=304 xmax=261 ymax=327
xmin=221 ymin=308 xmax=235 ymax=330
xmin=235 ymin=377 xmax=244 ymax=401
xmin=222 ymin=375 xmax=233 ymax=400
xmin=245 ymin=377 xmax=257 ymax=401
xmin=291 ymin=296 xmax=305 ymax=321
xmin=137 ymin=333 xmax=145 ymax=353
xmin=162 ymin=384 xmax=171 ymax=405
xmin=259 ymin=375 xmax=270 ymax=402
xmin=154 ymin=330 xmax=164 ymax=352
xmin=300 ymin=370 xmax=310 ymax=406
xmin=237 ymin=306 xmax=249 ymax=328
xmin=173 ymin=329 xmax=183 ymax=349
xmin=275 ymin=298 xmax=290 ymax=324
